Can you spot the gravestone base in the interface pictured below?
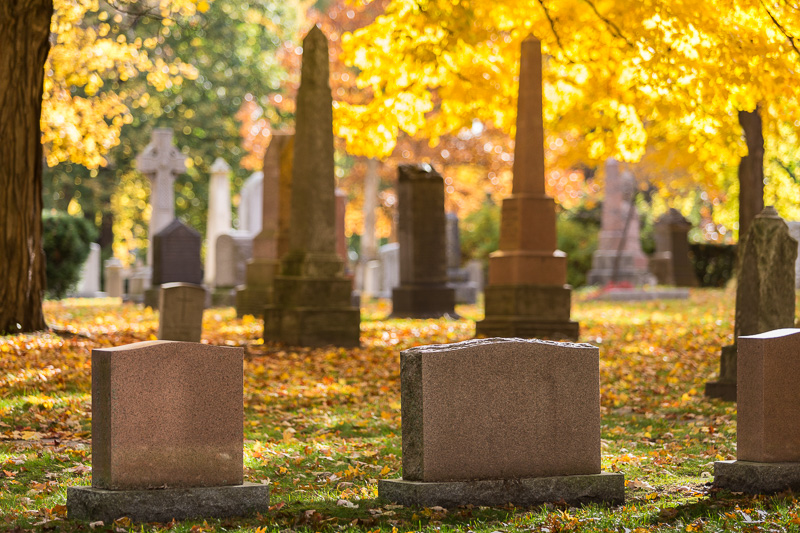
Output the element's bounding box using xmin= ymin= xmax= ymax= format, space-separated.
xmin=379 ymin=473 xmax=624 ymax=508
xmin=144 ymin=288 xmax=160 ymax=310
xmin=476 ymin=317 xmax=580 ymax=341
xmin=594 ymin=288 xmax=690 ymax=302
xmin=235 ymin=286 xmax=272 ymax=318
xmin=587 ymin=252 xmax=655 ymax=287
xmin=263 ymin=306 xmax=360 ymax=347
xmin=714 ymin=460 xmax=800 ymax=494
xmin=212 ymin=287 xmax=236 ymax=308
xmin=705 ymin=345 xmax=737 ymax=401
xmin=390 ymin=285 xmax=457 ymax=319
xmin=67 ymin=482 xmax=270 ymax=523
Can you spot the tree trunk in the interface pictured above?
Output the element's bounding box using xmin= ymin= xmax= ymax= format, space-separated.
xmin=738 ymin=107 xmax=765 ymax=240
xmin=0 ymin=0 xmax=53 ymax=333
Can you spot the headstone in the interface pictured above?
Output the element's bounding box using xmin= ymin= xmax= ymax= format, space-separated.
xmin=66 ymin=341 xmax=269 ymax=522
xmin=127 ymin=264 xmax=151 ymax=304
xmin=379 ymin=338 xmax=624 ymax=506
xmin=705 ymin=206 xmax=797 ymax=401
xmin=358 ymin=158 xmax=380 ymax=297
xmin=465 ymin=259 xmax=484 ymax=293
xmin=378 ymin=242 xmax=400 ymax=298
xmin=650 ymin=208 xmax=698 ymax=287
xmin=445 ymin=212 xmax=478 ymax=304
xmin=104 ymin=257 xmax=124 ymax=299
xmin=587 ymin=158 xmax=653 ymax=286
xmin=476 ymin=36 xmax=579 ymax=340
xmin=235 ymin=133 xmax=294 ymax=317
xmin=158 ymin=283 xmax=205 ymax=342
xmin=263 ymin=27 xmax=360 ymax=347
xmin=75 ymin=243 xmax=105 ymax=297
xmin=715 ymin=328 xmax=800 ymax=493
xmin=213 ymin=231 xmax=253 ymax=307
xmin=389 ymin=165 xmax=456 ymax=318
xmin=144 ymin=220 xmax=204 ymax=309
xmin=238 ymin=171 xmax=263 ymax=235
xmin=135 ymin=128 xmax=187 ymax=266
xmin=786 ymin=221 xmax=800 ymax=289
xmin=206 ymin=158 xmax=233 ymax=285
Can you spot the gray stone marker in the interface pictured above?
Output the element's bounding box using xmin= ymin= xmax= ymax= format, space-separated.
xmin=587 ymin=159 xmax=653 ymax=286
xmin=236 ymin=133 xmax=294 ymax=317
xmin=66 ymin=341 xmax=269 ymax=522
xmin=104 ymin=258 xmax=124 ymax=299
xmin=650 ymin=208 xmax=698 ymax=287
xmin=378 ymin=242 xmax=400 ymax=298
xmin=379 ymin=338 xmax=624 ymax=507
xmin=144 ymin=219 xmax=204 ymax=309
xmin=213 ymin=231 xmax=253 ymax=307
xmin=715 ymin=328 xmax=800 ymax=493
xmin=390 ymin=164 xmax=456 ymax=318
xmin=75 ymin=243 xmax=105 ymax=297
xmin=206 ymin=157 xmax=233 ymax=286
xmin=705 ymin=206 xmax=797 ymax=401
xmin=445 ymin=212 xmax=478 ymax=304
xmin=158 ymin=283 xmax=205 ymax=342
xmin=263 ymin=27 xmax=359 ymax=347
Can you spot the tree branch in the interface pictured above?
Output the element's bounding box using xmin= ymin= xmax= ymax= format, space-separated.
xmin=773 ymin=157 xmax=800 ymax=183
xmin=760 ymin=0 xmax=800 ymax=59
xmin=581 ymin=0 xmax=634 ymax=47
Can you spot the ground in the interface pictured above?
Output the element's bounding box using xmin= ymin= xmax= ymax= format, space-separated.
xmin=2 ymin=287 xmax=800 ymax=532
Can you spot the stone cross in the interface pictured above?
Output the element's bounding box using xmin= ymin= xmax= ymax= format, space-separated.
xmin=136 ymin=128 xmax=187 ymax=265
xmin=206 ymin=158 xmax=232 ymax=285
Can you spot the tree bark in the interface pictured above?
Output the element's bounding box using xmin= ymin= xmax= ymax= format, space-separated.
xmin=0 ymin=0 xmax=53 ymax=333
xmin=738 ymin=107 xmax=765 ymax=240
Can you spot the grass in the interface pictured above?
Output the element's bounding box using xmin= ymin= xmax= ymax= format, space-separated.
xmin=2 ymin=287 xmax=800 ymax=532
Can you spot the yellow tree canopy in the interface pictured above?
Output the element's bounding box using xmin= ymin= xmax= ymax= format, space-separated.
xmin=337 ymin=0 xmax=800 ymax=230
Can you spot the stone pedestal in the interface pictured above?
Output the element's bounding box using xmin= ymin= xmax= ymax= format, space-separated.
xmin=476 ymin=37 xmax=577 ymax=340
xmin=704 ymin=344 xmax=737 ymax=401
xmin=651 ymin=209 xmax=698 ymax=287
xmin=104 ymin=258 xmax=124 ymax=299
xmin=390 ymin=165 xmax=455 ymax=318
xmin=262 ymin=28 xmax=359 ymax=347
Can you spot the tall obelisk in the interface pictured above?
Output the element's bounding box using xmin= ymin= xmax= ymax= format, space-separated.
xmin=476 ymin=36 xmax=579 ymax=340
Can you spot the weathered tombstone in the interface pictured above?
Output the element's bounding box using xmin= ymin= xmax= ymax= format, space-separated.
xmin=238 ymin=171 xmax=263 ymax=235
xmin=587 ymin=158 xmax=653 ymax=286
xmin=263 ymin=27 xmax=360 ymax=347
xmin=144 ymin=220 xmax=204 ymax=309
xmin=705 ymin=206 xmax=797 ymax=401
xmin=235 ymin=133 xmax=294 ymax=317
xmin=476 ymin=36 xmax=579 ymax=340
xmin=127 ymin=264 xmax=151 ymax=304
xmin=66 ymin=341 xmax=269 ymax=522
xmin=135 ymin=128 xmax=187 ymax=267
xmin=389 ymin=165 xmax=456 ymax=318
xmin=465 ymin=259 xmax=484 ymax=293
xmin=379 ymin=338 xmax=624 ymax=507
xmin=104 ymin=258 xmax=124 ymax=299
xmin=213 ymin=232 xmax=253 ymax=307
xmin=445 ymin=212 xmax=478 ymax=304
xmin=650 ymin=208 xmax=698 ymax=287
xmin=377 ymin=242 xmax=400 ymax=299
xmin=786 ymin=221 xmax=800 ymax=289
xmin=206 ymin=158 xmax=232 ymax=285
xmin=158 ymin=283 xmax=205 ymax=342
xmin=715 ymin=328 xmax=800 ymax=492
xmin=75 ymin=243 xmax=105 ymax=297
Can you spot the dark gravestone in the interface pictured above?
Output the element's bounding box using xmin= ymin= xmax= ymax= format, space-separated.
xmin=650 ymin=209 xmax=698 ymax=287
xmin=390 ymin=164 xmax=456 ymax=318
xmin=705 ymin=206 xmax=797 ymax=401
xmin=144 ymin=219 xmax=203 ymax=309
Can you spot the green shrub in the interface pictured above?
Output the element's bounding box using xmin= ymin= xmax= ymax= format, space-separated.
xmin=42 ymin=212 xmax=98 ymax=299
xmin=689 ymin=243 xmax=737 ymax=287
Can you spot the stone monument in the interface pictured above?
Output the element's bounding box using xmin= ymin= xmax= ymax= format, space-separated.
xmin=66 ymin=341 xmax=269 ymax=522
xmin=75 ymin=243 xmax=105 ymax=297
xmin=379 ymin=338 xmax=624 ymax=507
xmin=650 ymin=208 xmax=698 ymax=287
xmin=135 ymin=128 xmax=187 ymax=267
xmin=158 ymin=283 xmax=206 ymax=342
xmin=104 ymin=257 xmax=124 ymax=299
xmin=238 ymin=171 xmax=263 ymax=235
xmin=476 ymin=36 xmax=579 ymax=340
xmin=377 ymin=242 xmax=400 ymax=299
xmin=262 ymin=27 xmax=360 ymax=347
xmin=144 ymin=219 xmax=204 ymax=309
xmin=390 ymin=165 xmax=456 ymax=318
xmin=587 ymin=158 xmax=652 ymax=286
xmin=206 ymin=158 xmax=232 ymax=286
xmin=235 ymin=133 xmax=294 ymax=317
xmin=715 ymin=328 xmax=800 ymax=492
xmin=213 ymin=231 xmax=253 ymax=307
xmin=446 ymin=212 xmax=478 ymax=304
xmin=705 ymin=206 xmax=797 ymax=401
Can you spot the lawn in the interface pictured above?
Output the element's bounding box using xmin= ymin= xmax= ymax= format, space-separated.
xmin=2 ymin=287 xmax=799 ymax=532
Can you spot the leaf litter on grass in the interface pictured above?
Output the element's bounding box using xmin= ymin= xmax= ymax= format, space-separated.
xmin=2 ymin=289 xmax=800 ymax=532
